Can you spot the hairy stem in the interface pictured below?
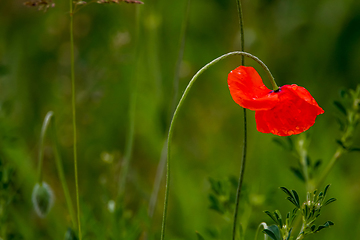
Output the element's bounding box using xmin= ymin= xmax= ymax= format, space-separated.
xmin=236 ymin=0 xmax=245 ymax=66
xmin=160 ymin=51 xmax=275 ymax=240
xmin=232 ymin=0 xmax=246 ymax=239
xmin=69 ymin=2 xmax=82 ymax=238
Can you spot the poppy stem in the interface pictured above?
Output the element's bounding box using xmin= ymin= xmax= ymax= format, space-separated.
xmin=233 ymin=0 xmax=246 ymax=239
xmin=236 ymin=0 xmax=245 ymax=66
xmin=160 ymin=51 xmax=275 ymax=240
xmin=69 ymin=2 xmax=82 ymax=239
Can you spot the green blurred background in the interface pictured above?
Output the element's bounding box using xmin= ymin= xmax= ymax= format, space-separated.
xmin=0 ymin=0 xmax=360 ymax=239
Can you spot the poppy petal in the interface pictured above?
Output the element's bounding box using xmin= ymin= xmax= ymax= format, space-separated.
xmin=255 ymin=85 xmax=324 ymax=136
xmin=228 ymin=66 xmax=279 ymax=110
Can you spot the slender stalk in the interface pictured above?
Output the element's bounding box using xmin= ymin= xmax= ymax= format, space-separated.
xmin=118 ymin=5 xmax=141 ymax=198
xmin=315 ymin=147 xmax=344 ymax=191
xmin=39 ymin=112 xmax=77 ymax=229
xmin=232 ymin=109 xmax=246 ymax=240
xmin=232 ymin=1 xmax=246 ymax=239
xmin=37 ymin=113 xmax=49 ymax=184
xmin=296 ymin=136 xmax=311 ymax=191
xmin=148 ymin=0 xmax=191 ymax=219
xmin=170 ymin=0 xmax=191 ymax=113
xmin=49 ymin=115 xmax=77 ymax=229
xmin=295 ymin=223 xmax=305 ymax=240
xmin=160 ymin=51 xmax=276 ymax=240
xmin=236 ymin=0 xmax=245 ymax=66
xmin=69 ymin=1 xmax=82 ymax=238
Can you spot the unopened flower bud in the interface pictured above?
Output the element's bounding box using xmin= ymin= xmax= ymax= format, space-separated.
xmin=31 ymin=182 xmax=54 ymax=218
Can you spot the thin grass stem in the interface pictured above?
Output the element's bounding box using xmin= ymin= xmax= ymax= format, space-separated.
xmin=118 ymin=5 xmax=141 ymax=198
xmin=69 ymin=1 xmax=82 ymax=238
xmin=148 ymin=0 xmax=191 ymax=219
xmin=39 ymin=111 xmax=77 ymax=229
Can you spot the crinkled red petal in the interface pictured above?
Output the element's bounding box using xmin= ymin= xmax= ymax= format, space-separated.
xmin=255 ymin=85 xmax=324 ymax=136
xmin=228 ymin=66 xmax=279 ymax=110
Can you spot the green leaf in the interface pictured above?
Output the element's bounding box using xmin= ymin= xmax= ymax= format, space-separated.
xmin=280 ymin=187 xmax=292 ymax=198
xmin=334 ymin=101 xmax=347 ymax=115
xmin=286 ymin=228 xmax=293 ymax=240
xmin=324 ymin=198 xmax=336 ymax=206
xmin=323 ymin=184 xmax=331 ymax=197
xmin=304 ymin=204 xmax=309 ymax=219
xmin=208 ymin=194 xmax=223 ymax=214
xmin=208 ymin=178 xmax=218 ymax=194
xmin=196 ymin=231 xmax=205 ymax=240
xmin=314 ymin=160 xmax=322 ymax=170
xmin=264 ymin=211 xmax=278 ymax=225
xmin=340 ymin=89 xmax=349 ymax=99
xmin=263 ymin=229 xmax=277 ymax=240
xmin=290 ymin=167 xmax=305 ymax=182
xmin=263 ymin=225 xmax=281 ymax=240
xmin=291 ymin=190 xmax=300 ymax=208
xmin=335 ymin=140 xmax=347 ymax=149
xmin=314 ymin=221 xmax=334 ymax=233
xmin=335 ymin=117 xmax=345 ymax=131
xmin=281 ymin=187 xmax=300 ymax=208
xmin=349 ymin=147 xmax=360 ymax=152
xmin=274 ymin=210 xmax=283 ymax=228
xmin=273 ymin=138 xmax=287 ymax=150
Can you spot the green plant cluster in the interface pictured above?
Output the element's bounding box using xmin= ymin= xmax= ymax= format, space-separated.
xmin=263 ymin=185 xmax=336 ymax=240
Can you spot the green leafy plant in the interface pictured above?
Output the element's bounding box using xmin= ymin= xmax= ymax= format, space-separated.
xmin=262 ymin=185 xmax=336 ymax=240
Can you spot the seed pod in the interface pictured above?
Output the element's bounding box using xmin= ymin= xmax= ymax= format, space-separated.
xmin=31 ymin=182 xmax=54 ymax=218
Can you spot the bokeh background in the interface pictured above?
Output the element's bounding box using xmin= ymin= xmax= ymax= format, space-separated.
xmin=0 ymin=0 xmax=360 ymax=239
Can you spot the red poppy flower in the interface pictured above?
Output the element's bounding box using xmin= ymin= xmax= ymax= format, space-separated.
xmin=228 ymin=66 xmax=324 ymax=136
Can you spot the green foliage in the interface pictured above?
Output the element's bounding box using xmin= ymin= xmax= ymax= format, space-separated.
xmin=334 ymin=85 xmax=360 ymax=149
xmin=208 ymin=177 xmax=237 ymax=215
xmin=263 ymin=185 xmax=336 ymax=240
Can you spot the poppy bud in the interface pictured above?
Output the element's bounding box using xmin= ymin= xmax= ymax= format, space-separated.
xmin=31 ymin=182 xmax=54 ymax=218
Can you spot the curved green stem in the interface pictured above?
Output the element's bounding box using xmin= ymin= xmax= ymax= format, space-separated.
xmin=254 ymin=222 xmax=268 ymax=240
xmin=160 ymin=51 xmax=276 ymax=240
xmin=69 ymin=2 xmax=82 ymax=239
xmin=37 ymin=114 xmax=49 ymax=184
xmin=38 ymin=111 xmax=77 ymax=229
